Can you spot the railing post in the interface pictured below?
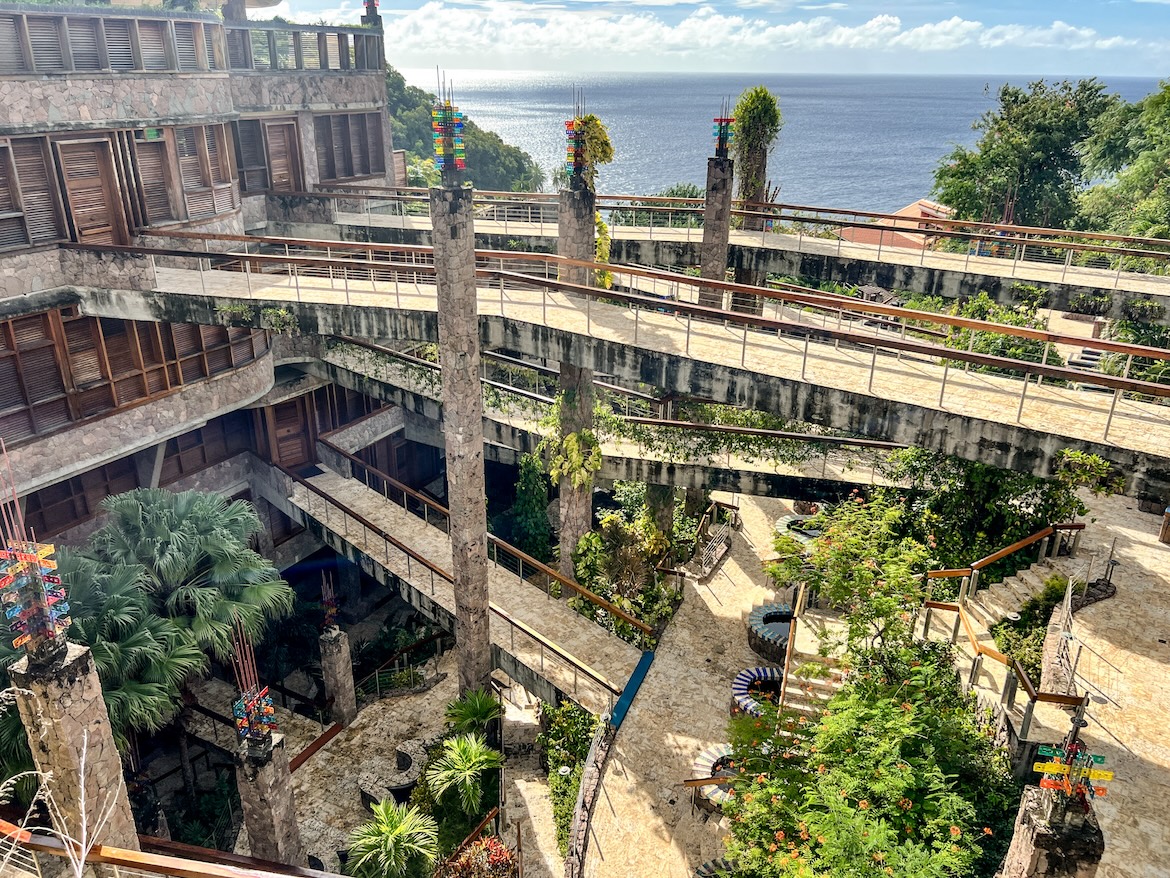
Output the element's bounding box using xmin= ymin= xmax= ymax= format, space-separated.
xmin=1020 ymin=698 xmax=1035 ymax=739
xmin=967 ymin=653 xmax=983 ymax=689
xmin=1017 ymin=372 xmax=1030 ymax=422
xmin=939 ymin=360 xmax=949 ymax=407
xmin=1103 ymin=387 xmax=1121 ymax=441
xmin=1071 ymin=530 xmax=1082 ymax=558
xmin=969 ymin=568 xmax=980 ymax=595
xmin=950 ymin=611 xmax=961 ymax=644
xmin=1001 ymin=670 xmax=1018 ymax=709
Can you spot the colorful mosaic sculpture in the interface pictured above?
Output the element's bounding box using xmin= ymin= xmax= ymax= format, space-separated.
xmin=232 ymin=621 xmax=277 ymax=755
xmin=431 ymin=100 xmax=466 ymax=171
xmin=321 ymin=572 xmax=338 ymax=629
xmin=564 ymin=117 xmax=586 ymax=177
xmin=713 ymin=116 xmax=735 ymax=158
xmin=0 ymin=440 xmax=68 ymax=661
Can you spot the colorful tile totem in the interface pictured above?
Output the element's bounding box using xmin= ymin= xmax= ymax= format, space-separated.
xmin=713 ymin=116 xmax=735 ymax=157
xmin=431 ymin=101 xmax=466 ymax=171
xmin=564 ymin=118 xmax=586 ymax=177
xmin=0 ymin=540 xmax=69 ymax=654
xmin=1034 ymin=741 xmax=1113 ymax=804
xmin=233 ymin=685 xmax=277 ymax=745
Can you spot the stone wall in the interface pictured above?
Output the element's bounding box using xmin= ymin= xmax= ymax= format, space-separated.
xmin=228 ymin=72 xmax=384 ymax=115
xmin=0 ymin=73 xmax=234 ymax=135
xmin=59 ymin=247 xmax=156 ymax=292
xmin=698 ymin=156 xmax=733 ymax=309
xmin=9 ymin=351 xmax=274 ymax=497
xmin=0 ymin=247 xmax=66 ymax=298
xmin=320 ymin=405 xmax=404 ymax=454
xmin=1000 ymin=786 xmax=1104 ymax=877
xmin=242 ymin=195 xmax=268 ymax=231
xmin=142 ymin=211 xmax=246 ymax=255
xmin=265 ymin=193 xmax=337 ymax=226
xmin=1040 ymin=606 xmax=1074 ymax=695
xmin=564 ymin=724 xmax=615 ymax=878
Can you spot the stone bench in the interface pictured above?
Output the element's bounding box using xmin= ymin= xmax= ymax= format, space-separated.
xmin=358 ymin=738 xmax=428 ymax=809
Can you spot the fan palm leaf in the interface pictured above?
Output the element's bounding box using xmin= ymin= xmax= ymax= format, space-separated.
xmin=424 ymin=733 xmax=504 ymax=817
xmin=345 ymin=800 xmax=437 ymax=878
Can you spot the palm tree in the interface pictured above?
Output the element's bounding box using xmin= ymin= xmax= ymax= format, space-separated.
xmin=88 ymin=489 xmax=293 ymax=661
xmin=445 ymin=689 xmax=503 ymax=749
xmin=87 ymin=488 xmax=294 ymax=794
xmin=345 ymin=800 xmax=438 ymax=878
xmin=424 ymin=734 xmax=504 ymax=817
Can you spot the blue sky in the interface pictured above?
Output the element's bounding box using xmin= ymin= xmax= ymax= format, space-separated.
xmin=258 ymin=0 xmax=1170 ymax=75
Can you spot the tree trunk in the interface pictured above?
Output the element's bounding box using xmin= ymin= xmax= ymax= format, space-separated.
xmin=177 ymin=710 xmax=197 ymax=800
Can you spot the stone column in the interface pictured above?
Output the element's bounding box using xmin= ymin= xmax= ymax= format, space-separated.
xmin=235 ymin=735 xmax=304 ymax=865
xmin=1000 ymin=786 xmax=1104 ymax=877
xmin=556 ymin=187 xmax=598 ymax=579
xmin=646 ymin=483 xmax=675 ymax=539
xmin=336 ymin=558 xmax=363 ymax=616
xmin=431 ymin=184 xmax=492 ymax=695
xmin=10 ymin=643 xmax=139 ymax=851
xmin=698 ymin=156 xmax=733 ymax=309
xmin=319 ymin=627 xmax=358 ymax=727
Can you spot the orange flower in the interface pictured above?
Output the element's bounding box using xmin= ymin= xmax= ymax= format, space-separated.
xmin=898 ymin=798 xmax=912 ymax=811
xmin=873 ymin=852 xmax=885 ymax=862
xmin=858 ymin=800 xmax=870 ymax=810
xmin=950 ymin=826 xmax=962 ymax=839
xmin=775 ymin=831 xmax=785 ymax=841
xmin=768 ymin=843 xmax=777 ymax=853
xmin=817 ymin=835 xmax=826 ymax=845
xmin=817 ymin=764 xmax=827 ymax=774
xmin=983 ymin=827 xmax=993 ymax=836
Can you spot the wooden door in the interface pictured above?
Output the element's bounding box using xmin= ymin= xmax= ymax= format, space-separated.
xmin=264 ymin=123 xmax=301 ymax=192
xmin=56 ymin=140 xmax=127 ymax=245
xmin=269 ymin=398 xmax=313 ymax=468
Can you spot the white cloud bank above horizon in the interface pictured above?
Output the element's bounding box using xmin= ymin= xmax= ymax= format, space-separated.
xmin=256 ymin=3 xmax=1168 ymax=74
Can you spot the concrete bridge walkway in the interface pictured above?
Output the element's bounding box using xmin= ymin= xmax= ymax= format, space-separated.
xmin=131 ymin=266 xmax=1170 ymax=497
xmin=278 ymin=464 xmax=642 ymax=715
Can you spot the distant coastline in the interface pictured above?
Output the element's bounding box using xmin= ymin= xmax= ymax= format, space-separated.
xmin=401 ymin=70 xmax=1160 ymax=211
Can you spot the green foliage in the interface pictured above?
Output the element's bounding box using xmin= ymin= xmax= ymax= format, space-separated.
xmin=548 ymin=762 xmax=582 ymax=856
xmin=509 ymin=453 xmax=552 ymax=563
xmin=733 ymin=86 xmax=783 ymax=203
xmin=346 ymin=800 xmax=438 ymax=878
xmin=384 ymin=65 xmax=544 ymax=192
xmin=88 ymin=489 xmax=294 ymax=662
xmin=170 ymin=775 xmax=241 ymax=850
xmin=991 ymin=575 xmax=1069 ymax=681
xmin=425 ymin=734 xmax=504 ymax=817
xmin=608 ymin=183 xmax=704 ymax=228
xmin=932 ymin=79 xmax=1118 ymax=226
xmin=445 ymin=689 xmax=503 ymax=737
xmin=443 ymin=835 xmax=517 ymax=878
xmin=573 ymin=114 xmax=614 ymax=192
xmin=216 ymin=303 xmax=254 ymax=323
xmin=546 ymin=430 xmax=602 ymax=490
xmin=260 ymin=307 xmax=298 ymax=334
xmin=594 ymin=212 xmax=613 ymax=289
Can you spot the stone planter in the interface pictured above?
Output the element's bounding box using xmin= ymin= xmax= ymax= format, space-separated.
xmin=730 ymin=666 xmax=784 ymax=717
xmin=747 ymin=603 xmax=793 ymax=663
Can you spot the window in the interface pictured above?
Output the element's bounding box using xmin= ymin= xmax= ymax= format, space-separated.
xmin=0 ymin=140 xmax=63 ymax=250
xmin=176 ymin=125 xmax=237 ymax=220
xmin=232 ymin=120 xmax=268 ymax=193
xmin=314 ymin=113 xmax=386 ymax=182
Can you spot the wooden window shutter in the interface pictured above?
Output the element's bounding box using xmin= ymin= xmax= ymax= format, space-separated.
xmin=176 ymin=127 xmax=214 ymax=218
xmin=315 ymin=116 xmax=335 ymax=180
xmin=0 ymin=17 xmax=26 ymax=73
xmin=68 ymin=19 xmax=102 ymax=70
xmin=133 ymin=140 xmax=174 ymax=224
xmin=63 ymin=319 xmax=105 ymax=386
xmin=11 ymin=140 xmax=63 ymax=244
xmin=0 ymin=148 xmax=29 ymax=249
xmin=367 ymin=113 xmax=385 ymax=173
xmin=104 ymin=19 xmax=134 ymax=70
xmin=227 ymin=29 xmax=248 ymax=68
xmin=173 ymin=22 xmax=199 ymax=70
xmin=203 ymin=25 xmax=220 ymax=69
xmin=250 ymin=30 xmax=270 ymax=68
xmin=234 ymin=120 xmax=268 ymax=193
xmin=138 ymin=21 xmax=169 ymax=71
xmin=331 ymin=115 xmax=351 ymax=178
xmin=20 ymin=346 xmax=65 ymax=403
xmin=349 ymin=114 xmax=367 ymax=175
xmin=26 ymin=17 xmax=65 ymax=72
xmin=205 ymin=127 xmax=227 ymax=185
xmin=300 ymin=32 xmax=320 ymax=69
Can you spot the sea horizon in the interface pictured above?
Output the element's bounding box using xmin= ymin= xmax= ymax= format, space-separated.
xmin=400 ymin=70 xmax=1162 ymax=212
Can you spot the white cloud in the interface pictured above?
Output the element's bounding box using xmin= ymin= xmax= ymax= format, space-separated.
xmin=889 ymin=16 xmax=983 ymax=51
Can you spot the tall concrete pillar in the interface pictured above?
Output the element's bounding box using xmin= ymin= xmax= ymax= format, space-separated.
xmin=11 ymin=644 xmax=139 ymax=851
xmin=556 ymin=187 xmax=598 ymax=579
xmin=646 ymin=484 xmax=675 ymax=539
xmin=431 ymin=184 xmax=492 ymax=695
xmin=336 ymin=558 xmax=362 ymax=615
xmin=698 ymin=156 xmax=733 ymax=309
xmin=319 ymin=627 xmax=358 ymax=727
xmin=235 ymin=735 xmax=304 ymax=865
xmin=1000 ymin=786 xmax=1104 ymax=877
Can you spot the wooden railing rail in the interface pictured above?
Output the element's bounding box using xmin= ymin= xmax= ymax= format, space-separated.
xmin=288 ymin=722 xmax=343 ymax=773
xmin=276 ymin=466 xmax=626 ymax=701
xmin=138 ymin=836 xmax=341 ymax=878
xmin=971 ymin=527 xmax=1054 ymax=571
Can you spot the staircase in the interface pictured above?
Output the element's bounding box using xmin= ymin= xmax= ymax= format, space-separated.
xmin=963 ymin=556 xmax=1082 ymax=630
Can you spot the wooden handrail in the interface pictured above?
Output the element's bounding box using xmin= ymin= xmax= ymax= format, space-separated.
xmin=138 ymin=836 xmax=343 ymax=878
xmin=926 ymin=568 xmax=973 ymax=579
xmin=320 ymin=438 xmax=653 ymax=636
xmin=288 ymin=722 xmax=343 ymax=773
xmin=971 ymin=527 xmax=1054 ymax=570
xmin=488 ymin=604 xmax=623 ymax=696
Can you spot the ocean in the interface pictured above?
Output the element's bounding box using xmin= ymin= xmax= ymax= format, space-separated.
xmin=401 ymin=71 xmax=1161 ymax=212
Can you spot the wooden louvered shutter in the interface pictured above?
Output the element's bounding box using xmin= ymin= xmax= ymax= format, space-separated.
xmin=63 ymin=318 xmax=104 ymax=387
xmin=0 ymin=16 xmax=26 ymax=72
xmin=11 ymin=140 xmax=62 ymax=244
xmin=234 ymin=120 xmax=267 ymax=192
xmin=104 ymin=19 xmax=134 ymax=70
xmin=315 ymin=116 xmax=334 ymax=180
xmin=204 ymin=24 xmax=220 ymax=69
xmin=68 ymin=19 xmax=102 ymax=70
xmin=58 ymin=141 xmax=124 ymax=245
xmin=331 ymin=115 xmax=351 ymax=178
xmin=134 ymin=140 xmax=173 ymax=224
xmin=227 ymin=29 xmax=248 ymax=68
xmin=0 ymin=149 xmax=29 ymax=249
xmin=300 ymin=32 xmax=320 ymax=70
xmin=367 ymin=113 xmax=385 ymax=173
xmin=173 ymin=22 xmax=198 ymax=70
xmin=137 ymin=21 xmax=169 ymax=71
xmin=349 ymin=114 xmax=367 ymax=175
xmin=26 ymin=17 xmax=65 ymax=72
xmin=266 ymin=124 xmax=296 ymax=192
xmin=250 ymin=30 xmax=270 ymax=68
xmin=177 ymin=127 xmax=213 ymax=219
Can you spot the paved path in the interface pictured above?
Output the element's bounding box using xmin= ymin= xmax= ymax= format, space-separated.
xmin=283 ymin=466 xmax=642 ymax=715
xmin=583 ymin=493 xmax=788 ymax=878
xmin=337 ymin=211 xmax=1170 ymax=301
xmin=151 ymin=267 xmax=1170 ymax=475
